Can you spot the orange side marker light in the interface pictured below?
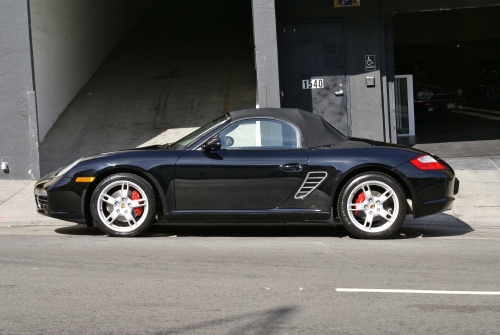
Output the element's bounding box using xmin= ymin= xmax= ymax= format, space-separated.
xmin=75 ymin=177 xmax=95 ymax=183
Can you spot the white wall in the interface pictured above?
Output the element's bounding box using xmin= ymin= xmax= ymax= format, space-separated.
xmin=30 ymin=0 xmax=153 ymax=141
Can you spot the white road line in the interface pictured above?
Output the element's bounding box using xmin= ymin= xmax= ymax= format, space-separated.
xmin=452 ymin=110 xmax=500 ymax=121
xmin=336 ymin=288 xmax=500 ymax=295
xmin=461 ymin=106 xmax=500 ymax=115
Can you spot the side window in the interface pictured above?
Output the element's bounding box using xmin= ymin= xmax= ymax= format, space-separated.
xmin=219 ymin=119 xmax=299 ymax=149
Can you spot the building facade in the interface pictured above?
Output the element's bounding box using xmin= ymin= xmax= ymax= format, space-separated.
xmin=1 ymin=0 xmax=499 ymax=180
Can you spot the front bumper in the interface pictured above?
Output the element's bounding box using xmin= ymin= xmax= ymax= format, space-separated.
xmin=415 ymin=98 xmax=465 ymax=114
xmin=34 ymin=173 xmax=87 ymax=222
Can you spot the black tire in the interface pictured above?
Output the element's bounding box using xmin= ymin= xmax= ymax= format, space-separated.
xmin=90 ymin=173 xmax=156 ymax=237
xmin=338 ymin=173 xmax=407 ymax=239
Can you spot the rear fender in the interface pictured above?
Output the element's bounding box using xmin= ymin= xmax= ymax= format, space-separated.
xmin=331 ymin=164 xmax=415 ymax=218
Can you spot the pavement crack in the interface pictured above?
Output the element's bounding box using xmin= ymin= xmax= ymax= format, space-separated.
xmin=0 ymin=182 xmax=31 ymax=207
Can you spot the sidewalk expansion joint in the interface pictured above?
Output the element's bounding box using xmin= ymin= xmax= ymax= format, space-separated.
xmin=489 ymin=158 xmax=500 ymax=171
xmin=0 ymin=182 xmax=32 ymax=207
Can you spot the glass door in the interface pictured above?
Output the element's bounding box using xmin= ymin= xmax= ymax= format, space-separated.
xmin=394 ymin=75 xmax=415 ymax=144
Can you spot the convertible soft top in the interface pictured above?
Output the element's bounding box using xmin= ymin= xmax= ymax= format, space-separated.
xmin=228 ymin=108 xmax=347 ymax=148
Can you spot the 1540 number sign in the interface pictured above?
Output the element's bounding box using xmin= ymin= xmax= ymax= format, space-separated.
xmin=302 ymin=79 xmax=324 ymax=89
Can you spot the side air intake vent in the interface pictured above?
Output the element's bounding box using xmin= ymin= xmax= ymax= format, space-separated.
xmin=294 ymin=171 xmax=328 ymax=199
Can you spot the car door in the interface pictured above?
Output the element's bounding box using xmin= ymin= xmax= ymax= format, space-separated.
xmin=174 ymin=118 xmax=309 ymax=210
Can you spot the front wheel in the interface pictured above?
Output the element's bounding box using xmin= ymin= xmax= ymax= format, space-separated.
xmin=90 ymin=173 xmax=156 ymax=237
xmin=338 ymin=173 xmax=407 ymax=239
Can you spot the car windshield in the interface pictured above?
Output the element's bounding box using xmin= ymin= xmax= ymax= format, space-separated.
xmin=168 ymin=114 xmax=229 ymax=150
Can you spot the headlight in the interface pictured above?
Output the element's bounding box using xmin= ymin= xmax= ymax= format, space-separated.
xmin=34 ymin=188 xmax=47 ymax=196
xmin=56 ymin=158 xmax=83 ymax=177
xmin=457 ymin=89 xmax=463 ymax=97
xmin=417 ymin=90 xmax=433 ymax=100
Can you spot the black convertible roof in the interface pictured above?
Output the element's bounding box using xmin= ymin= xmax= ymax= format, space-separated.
xmin=228 ymin=108 xmax=347 ymax=148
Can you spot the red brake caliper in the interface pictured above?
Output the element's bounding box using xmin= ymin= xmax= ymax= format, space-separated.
xmin=131 ymin=190 xmax=143 ymax=216
xmin=354 ymin=191 xmax=366 ymax=215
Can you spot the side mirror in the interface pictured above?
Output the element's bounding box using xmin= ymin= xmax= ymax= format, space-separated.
xmin=203 ymin=138 xmax=221 ymax=151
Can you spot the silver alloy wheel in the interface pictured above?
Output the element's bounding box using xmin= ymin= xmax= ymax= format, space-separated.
xmin=96 ymin=180 xmax=149 ymax=233
xmin=346 ymin=181 xmax=400 ymax=233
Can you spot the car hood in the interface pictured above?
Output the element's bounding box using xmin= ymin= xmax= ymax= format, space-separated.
xmin=84 ymin=144 xmax=166 ymax=159
xmin=54 ymin=144 xmax=182 ymax=179
xmin=129 ymin=144 xmax=165 ymax=150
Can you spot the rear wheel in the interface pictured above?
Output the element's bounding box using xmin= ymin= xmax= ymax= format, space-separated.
xmin=338 ymin=173 xmax=406 ymax=239
xmin=90 ymin=173 xmax=156 ymax=237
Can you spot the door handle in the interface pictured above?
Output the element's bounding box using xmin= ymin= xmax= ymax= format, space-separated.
xmin=334 ymin=89 xmax=344 ymax=96
xmin=280 ymin=163 xmax=303 ymax=172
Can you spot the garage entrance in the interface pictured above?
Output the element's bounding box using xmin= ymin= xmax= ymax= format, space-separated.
xmin=392 ymin=6 xmax=500 ymax=158
xmin=38 ymin=0 xmax=256 ymax=175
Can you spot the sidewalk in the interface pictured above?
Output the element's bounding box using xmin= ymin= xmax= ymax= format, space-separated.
xmin=0 ymin=180 xmax=57 ymax=225
xmin=1 ymin=156 xmax=499 ymax=230
xmin=404 ymin=156 xmax=500 ymax=234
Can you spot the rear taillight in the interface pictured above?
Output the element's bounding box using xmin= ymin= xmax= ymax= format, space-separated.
xmin=410 ymin=154 xmax=446 ymax=170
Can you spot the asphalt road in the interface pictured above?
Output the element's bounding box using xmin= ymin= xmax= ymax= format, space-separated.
xmin=1 ymin=223 xmax=500 ymax=334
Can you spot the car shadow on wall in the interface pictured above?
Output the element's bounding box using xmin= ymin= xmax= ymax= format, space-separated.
xmin=55 ymin=213 xmax=473 ymax=239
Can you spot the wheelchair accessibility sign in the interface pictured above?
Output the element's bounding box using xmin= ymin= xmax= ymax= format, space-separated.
xmin=365 ymin=55 xmax=376 ymax=71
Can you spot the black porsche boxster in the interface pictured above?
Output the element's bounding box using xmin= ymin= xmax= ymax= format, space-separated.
xmin=34 ymin=108 xmax=459 ymax=239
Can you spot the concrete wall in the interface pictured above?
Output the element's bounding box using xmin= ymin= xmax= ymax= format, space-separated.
xmin=0 ymin=0 xmax=39 ymax=180
xmin=252 ymin=0 xmax=281 ymax=108
xmin=276 ymin=0 xmax=388 ymax=141
xmin=30 ymin=0 xmax=153 ymax=141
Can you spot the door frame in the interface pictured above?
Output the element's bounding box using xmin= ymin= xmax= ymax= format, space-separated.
xmin=277 ymin=19 xmax=352 ymax=136
xmin=394 ymin=74 xmax=416 ymax=139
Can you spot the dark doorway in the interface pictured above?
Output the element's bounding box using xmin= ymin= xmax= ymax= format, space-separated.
xmin=278 ymin=21 xmax=348 ymax=135
xmin=392 ymin=6 xmax=500 ymax=158
xmin=39 ymin=0 xmax=256 ymax=175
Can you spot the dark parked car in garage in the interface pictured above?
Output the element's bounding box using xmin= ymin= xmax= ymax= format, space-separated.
xmin=397 ymin=64 xmax=465 ymax=119
xmin=461 ymin=60 xmax=500 ymax=102
xmin=413 ymin=83 xmax=464 ymax=119
xmin=34 ymin=108 xmax=459 ymax=239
